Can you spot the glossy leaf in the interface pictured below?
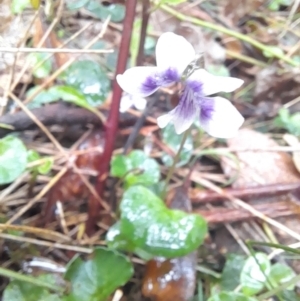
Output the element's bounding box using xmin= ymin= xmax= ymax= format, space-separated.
xmin=107 ymin=186 xmax=207 ymax=258
xmin=85 ymin=1 xmax=125 ymax=22
xmin=28 ymin=53 xmax=52 ymax=78
xmin=111 ymin=150 xmax=160 ymax=187
xmin=3 ymin=274 xmax=61 ymax=301
xmin=67 ymin=0 xmax=89 ymax=10
xmin=61 ymin=60 xmax=110 ymax=106
xmin=0 ymin=136 xmax=27 ymax=184
xmin=161 ymin=124 xmax=193 ymax=167
xmin=240 ymin=253 xmax=271 ymax=296
xmin=269 ymin=263 xmax=296 ymax=290
xmin=27 ymin=85 xmax=101 ymax=116
xmin=64 ymin=247 xmax=133 ymax=301
xmin=220 ymin=254 xmax=246 ymax=291
xmin=207 ymin=292 xmax=257 ymax=301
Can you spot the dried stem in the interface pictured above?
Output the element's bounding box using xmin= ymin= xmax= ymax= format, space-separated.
xmin=136 ymin=0 xmax=150 ymax=66
xmin=86 ymin=0 xmax=138 ymax=234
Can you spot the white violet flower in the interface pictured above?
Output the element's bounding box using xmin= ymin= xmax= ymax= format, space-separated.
xmin=116 ymin=32 xmax=244 ymax=138
xmin=119 ymin=93 xmax=147 ymax=113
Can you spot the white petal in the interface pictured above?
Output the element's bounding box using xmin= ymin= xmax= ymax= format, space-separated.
xmin=173 ymin=113 xmax=195 ymax=134
xmin=189 ymin=69 xmax=244 ymax=96
xmin=157 ymin=112 xmax=174 ymax=129
xmin=116 ymin=66 xmax=159 ymax=97
xmin=200 ymin=97 xmax=244 ymax=138
xmin=156 ymin=32 xmax=195 ymax=75
xmin=133 ymin=96 xmax=147 ymax=110
xmin=119 ymin=94 xmax=134 ymax=113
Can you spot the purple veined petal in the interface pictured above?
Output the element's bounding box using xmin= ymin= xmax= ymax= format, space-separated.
xmin=188 ymin=69 xmax=244 ymax=96
xmin=157 ymin=85 xmax=199 ymax=134
xmin=116 ymin=67 xmax=159 ymax=97
xmin=156 ymin=32 xmax=195 ymax=76
xmin=199 ymin=96 xmax=244 ymax=138
xmin=117 ymin=66 xmax=179 ymax=97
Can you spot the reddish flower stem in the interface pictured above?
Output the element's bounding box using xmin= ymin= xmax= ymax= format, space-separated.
xmin=86 ymin=0 xmax=137 ymax=234
xmin=136 ymin=0 xmax=150 ymax=66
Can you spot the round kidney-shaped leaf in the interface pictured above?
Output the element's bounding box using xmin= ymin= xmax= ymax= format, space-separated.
xmin=240 ymin=253 xmax=271 ymax=296
xmin=115 ymin=186 xmax=207 ymax=258
xmin=0 ymin=136 xmax=27 ymax=184
xmin=64 ymin=247 xmax=133 ymax=301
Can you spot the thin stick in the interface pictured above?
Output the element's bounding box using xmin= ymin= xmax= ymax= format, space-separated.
xmin=0 ymin=47 xmax=113 ymax=54
xmin=8 ymin=91 xmax=65 ymax=153
xmin=6 ymin=167 xmax=68 ymax=224
xmin=0 ymin=267 xmax=65 ymax=293
xmin=162 ymin=129 xmax=190 ymax=197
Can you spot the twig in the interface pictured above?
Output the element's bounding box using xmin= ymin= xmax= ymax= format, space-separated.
xmin=0 ymin=267 xmax=65 ymax=293
xmin=0 ymin=47 xmax=113 ymax=54
xmin=136 ymin=0 xmax=150 ymax=66
xmin=8 ymin=91 xmax=65 ymax=153
xmin=6 ymin=167 xmax=68 ymax=224
xmin=86 ymin=0 xmax=138 ymax=234
xmin=162 ymin=129 xmax=190 ymax=198
xmin=190 ymin=182 xmax=300 ymax=204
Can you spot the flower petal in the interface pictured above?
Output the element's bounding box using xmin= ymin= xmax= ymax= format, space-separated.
xmin=189 ymin=69 xmax=244 ymax=96
xmin=119 ymin=94 xmax=134 ymax=113
xmin=133 ymin=96 xmax=147 ymax=110
xmin=116 ymin=67 xmax=160 ymax=97
xmin=157 ymin=86 xmax=199 ymax=134
xmin=156 ymin=32 xmax=195 ymax=75
xmin=157 ymin=111 xmax=174 ymax=129
xmin=199 ymin=97 xmax=244 ymax=138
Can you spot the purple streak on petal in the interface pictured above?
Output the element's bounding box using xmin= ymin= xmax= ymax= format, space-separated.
xmin=162 ymin=67 xmax=180 ymax=84
xmin=186 ymin=80 xmax=203 ymax=94
xmin=173 ymin=85 xmax=198 ymax=121
xmin=141 ymin=75 xmax=159 ymax=94
xmin=140 ymin=67 xmax=180 ymax=95
xmin=200 ymin=97 xmax=215 ymax=121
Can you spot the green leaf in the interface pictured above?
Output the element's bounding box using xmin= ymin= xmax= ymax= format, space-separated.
xmin=240 ymin=253 xmax=271 ymax=296
xmin=269 ymin=263 xmax=296 ymax=290
xmin=0 ymin=136 xmax=27 ymax=184
xmin=27 ymin=150 xmax=53 ymax=175
xmin=207 ymin=292 xmax=257 ymax=301
xmin=61 ymin=60 xmax=110 ymax=106
xmin=28 ymin=85 xmax=101 ymax=117
xmin=161 ymin=124 xmax=193 ymax=167
xmin=111 ymin=150 xmax=160 ymax=187
xmin=274 ymin=108 xmax=300 ymax=136
xmin=67 ymin=0 xmax=89 ymax=10
xmin=3 ymin=274 xmax=61 ymax=301
xmin=28 ymin=53 xmax=52 ymax=78
xmin=64 ymin=247 xmax=133 ymax=301
xmin=107 ymin=186 xmax=207 ymax=258
xmin=85 ymin=1 xmax=125 ymax=22
xmin=11 ymin=0 xmax=30 ymax=14
xmin=263 ymin=46 xmax=284 ymax=59
xmin=220 ymin=254 xmax=246 ymax=291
